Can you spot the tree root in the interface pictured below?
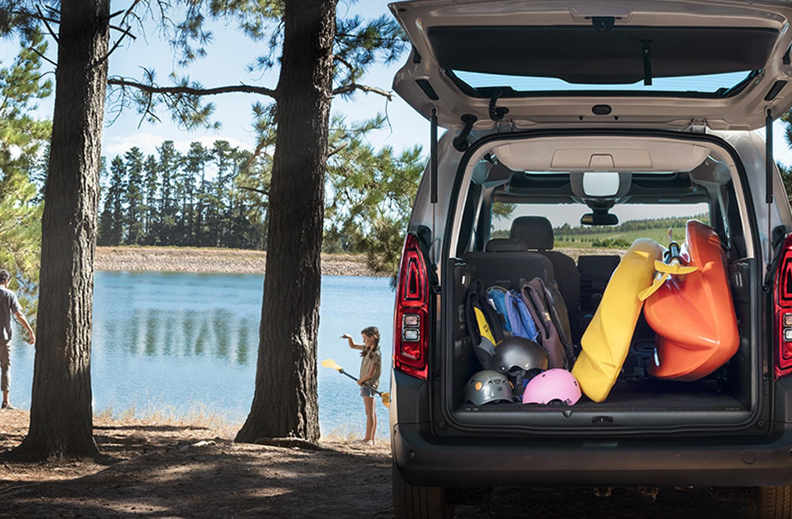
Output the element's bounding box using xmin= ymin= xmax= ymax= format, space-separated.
xmin=251 ymin=437 xmax=326 ymax=451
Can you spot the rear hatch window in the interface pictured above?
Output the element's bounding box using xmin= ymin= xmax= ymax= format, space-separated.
xmin=431 ymin=25 xmax=773 ymax=96
xmin=390 ymin=0 xmax=792 ymax=130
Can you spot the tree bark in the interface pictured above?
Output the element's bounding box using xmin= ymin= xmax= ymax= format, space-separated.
xmin=6 ymin=0 xmax=110 ymax=460
xmin=236 ymin=0 xmax=336 ymax=443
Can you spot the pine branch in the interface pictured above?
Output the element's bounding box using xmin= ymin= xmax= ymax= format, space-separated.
xmin=240 ymin=186 xmax=269 ymax=196
xmin=97 ymin=24 xmax=137 ymax=67
xmin=327 ymin=141 xmax=349 ymax=158
xmin=107 ymin=77 xmax=278 ymax=99
xmin=331 ymin=83 xmax=392 ymax=100
xmin=34 ymin=6 xmax=58 ymax=44
xmin=25 ymin=10 xmax=137 ymax=39
xmin=241 ymin=138 xmax=271 ymax=172
xmin=28 ymin=46 xmax=56 ymax=68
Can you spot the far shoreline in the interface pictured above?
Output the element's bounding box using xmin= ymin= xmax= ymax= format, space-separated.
xmin=95 ymin=246 xmax=382 ymax=277
xmin=95 ymin=245 xmax=626 ymax=277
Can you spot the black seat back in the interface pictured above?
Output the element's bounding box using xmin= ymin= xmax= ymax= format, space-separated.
xmin=462 ymin=238 xmax=554 ymax=290
xmin=578 ymin=255 xmax=621 ymax=314
xmin=510 ymin=216 xmax=582 ymax=343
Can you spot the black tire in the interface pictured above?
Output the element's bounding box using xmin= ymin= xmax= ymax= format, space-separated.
xmin=392 ymin=462 xmax=455 ymax=519
xmin=749 ymin=486 xmax=792 ymax=519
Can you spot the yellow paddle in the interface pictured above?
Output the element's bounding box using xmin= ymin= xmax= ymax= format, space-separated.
xmin=321 ymin=358 xmax=390 ymax=408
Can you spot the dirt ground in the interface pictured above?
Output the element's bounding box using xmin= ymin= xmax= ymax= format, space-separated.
xmin=0 ymin=410 xmax=751 ymax=519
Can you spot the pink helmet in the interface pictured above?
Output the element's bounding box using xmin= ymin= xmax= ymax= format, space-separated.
xmin=522 ymin=369 xmax=582 ymax=406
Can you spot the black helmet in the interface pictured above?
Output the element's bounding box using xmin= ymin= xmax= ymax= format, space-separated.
xmin=493 ymin=336 xmax=548 ymax=377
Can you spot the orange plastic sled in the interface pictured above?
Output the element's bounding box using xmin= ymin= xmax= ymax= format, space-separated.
xmin=644 ymin=220 xmax=739 ymax=381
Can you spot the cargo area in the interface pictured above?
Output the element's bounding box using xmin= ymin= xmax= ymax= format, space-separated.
xmin=441 ymin=134 xmax=760 ymax=432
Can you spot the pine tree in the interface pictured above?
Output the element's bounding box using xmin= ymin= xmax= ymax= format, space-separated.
xmin=143 ymin=154 xmax=159 ymax=243
xmin=97 ymin=157 xmax=112 ymax=246
xmin=324 ymin=115 xmax=424 ymax=276
xmin=235 ymin=0 xmax=336 ymax=444
xmin=211 ymin=140 xmax=238 ymax=247
xmin=107 ymin=156 xmax=127 ymax=245
xmin=0 ymin=31 xmax=52 ymax=317
xmin=157 ymin=141 xmax=180 ymax=245
xmin=10 ymin=0 xmax=110 ymax=461
xmin=180 ymin=141 xmax=208 ymax=245
xmin=124 ymin=147 xmax=145 ymax=245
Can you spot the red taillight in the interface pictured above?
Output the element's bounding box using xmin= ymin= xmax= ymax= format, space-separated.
xmin=394 ymin=233 xmax=430 ymax=380
xmin=775 ymin=234 xmax=792 ymax=379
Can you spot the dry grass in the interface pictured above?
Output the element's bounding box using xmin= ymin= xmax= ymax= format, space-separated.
xmin=95 ymin=246 xmax=379 ymax=276
xmin=94 ymin=402 xmax=238 ymax=431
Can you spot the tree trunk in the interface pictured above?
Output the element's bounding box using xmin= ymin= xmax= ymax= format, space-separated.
xmin=7 ymin=0 xmax=110 ymax=460
xmin=236 ymin=0 xmax=335 ymax=443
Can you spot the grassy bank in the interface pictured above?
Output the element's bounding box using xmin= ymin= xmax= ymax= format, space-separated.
xmin=95 ymin=246 xmax=379 ymax=276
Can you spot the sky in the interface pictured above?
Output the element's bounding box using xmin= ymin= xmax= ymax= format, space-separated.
xmin=0 ymin=1 xmax=429 ymax=157
xmin=2 ymin=0 xmax=792 ymax=228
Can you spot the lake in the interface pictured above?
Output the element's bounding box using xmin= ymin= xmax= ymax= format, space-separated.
xmin=6 ymin=272 xmax=395 ymax=438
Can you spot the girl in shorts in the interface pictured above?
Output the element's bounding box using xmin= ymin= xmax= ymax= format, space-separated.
xmin=341 ymin=326 xmax=382 ymax=444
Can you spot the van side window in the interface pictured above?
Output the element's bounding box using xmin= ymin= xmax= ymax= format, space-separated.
xmin=457 ymin=182 xmax=482 ymax=256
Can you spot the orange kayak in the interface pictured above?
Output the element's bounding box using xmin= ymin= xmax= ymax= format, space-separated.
xmin=644 ymin=220 xmax=739 ymax=381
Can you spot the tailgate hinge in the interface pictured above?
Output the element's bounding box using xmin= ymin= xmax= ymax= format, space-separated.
xmin=688 ymin=119 xmax=708 ymax=133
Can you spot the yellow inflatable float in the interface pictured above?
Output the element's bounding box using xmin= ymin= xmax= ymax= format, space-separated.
xmin=572 ymin=239 xmax=663 ymax=403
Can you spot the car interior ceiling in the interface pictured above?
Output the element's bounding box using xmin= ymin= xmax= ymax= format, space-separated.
xmin=449 ymin=152 xmax=756 ymax=419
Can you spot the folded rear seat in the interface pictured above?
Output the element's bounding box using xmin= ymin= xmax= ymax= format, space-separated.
xmin=462 ymin=238 xmax=554 ymax=290
xmin=578 ymin=255 xmax=621 ymax=312
xmin=578 ymin=255 xmax=621 ymax=334
xmin=462 ymin=238 xmax=573 ymax=345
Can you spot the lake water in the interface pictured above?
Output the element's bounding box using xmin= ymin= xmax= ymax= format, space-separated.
xmin=6 ymin=272 xmax=395 ymax=438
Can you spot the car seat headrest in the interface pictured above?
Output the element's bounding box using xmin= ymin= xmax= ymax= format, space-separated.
xmin=485 ymin=238 xmax=529 ymax=253
xmin=510 ymin=216 xmax=554 ymax=251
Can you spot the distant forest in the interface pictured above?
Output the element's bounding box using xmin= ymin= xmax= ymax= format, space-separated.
xmin=553 ymin=214 xmax=709 ymax=237
xmin=98 ymin=140 xmax=269 ymax=250
xmin=553 ymin=214 xmax=710 ymax=249
xmin=96 ymin=128 xmax=424 ymax=274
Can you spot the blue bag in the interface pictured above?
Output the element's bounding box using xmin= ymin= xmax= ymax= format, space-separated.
xmin=485 ymin=286 xmax=512 ymax=333
xmin=486 ymin=285 xmax=539 ymax=342
xmin=505 ymin=289 xmax=540 ymax=342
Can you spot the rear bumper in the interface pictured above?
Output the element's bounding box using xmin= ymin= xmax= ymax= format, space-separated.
xmin=392 ymin=423 xmax=792 ymax=487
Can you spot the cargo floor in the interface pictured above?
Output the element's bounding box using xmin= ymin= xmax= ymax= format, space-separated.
xmin=463 ymin=392 xmax=747 ymax=413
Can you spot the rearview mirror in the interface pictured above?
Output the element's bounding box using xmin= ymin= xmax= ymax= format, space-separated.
xmin=581 ymin=213 xmax=619 ymax=226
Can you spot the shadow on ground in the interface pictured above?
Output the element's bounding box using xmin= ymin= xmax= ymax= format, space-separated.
xmin=1 ymin=440 xmax=392 ymax=518
xmin=0 ymin=411 xmax=752 ymax=519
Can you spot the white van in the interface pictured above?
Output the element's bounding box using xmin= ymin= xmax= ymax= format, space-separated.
xmin=387 ymin=1 xmax=792 ymax=518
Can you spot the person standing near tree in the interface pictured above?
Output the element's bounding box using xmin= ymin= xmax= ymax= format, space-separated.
xmin=0 ymin=269 xmax=35 ymax=410
xmin=342 ymin=326 xmax=382 ymax=445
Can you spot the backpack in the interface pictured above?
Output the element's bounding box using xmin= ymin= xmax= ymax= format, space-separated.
xmin=486 ymin=286 xmax=540 ymax=342
xmin=521 ymin=277 xmax=575 ymax=369
xmin=465 ymin=280 xmax=503 ymax=370
xmin=485 ymin=286 xmax=512 ymax=334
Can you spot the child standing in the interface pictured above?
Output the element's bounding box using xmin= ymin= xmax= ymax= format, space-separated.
xmin=341 ymin=326 xmax=382 ymax=444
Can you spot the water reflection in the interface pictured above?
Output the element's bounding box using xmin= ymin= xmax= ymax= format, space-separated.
xmin=214 ymin=311 xmax=231 ymax=360
xmin=102 ymin=308 xmax=258 ymax=365
xmin=236 ymin=321 xmax=251 ymax=366
xmin=144 ymin=310 xmax=158 ymax=357
xmin=4 ymin=271 xmax=397 ymax=436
